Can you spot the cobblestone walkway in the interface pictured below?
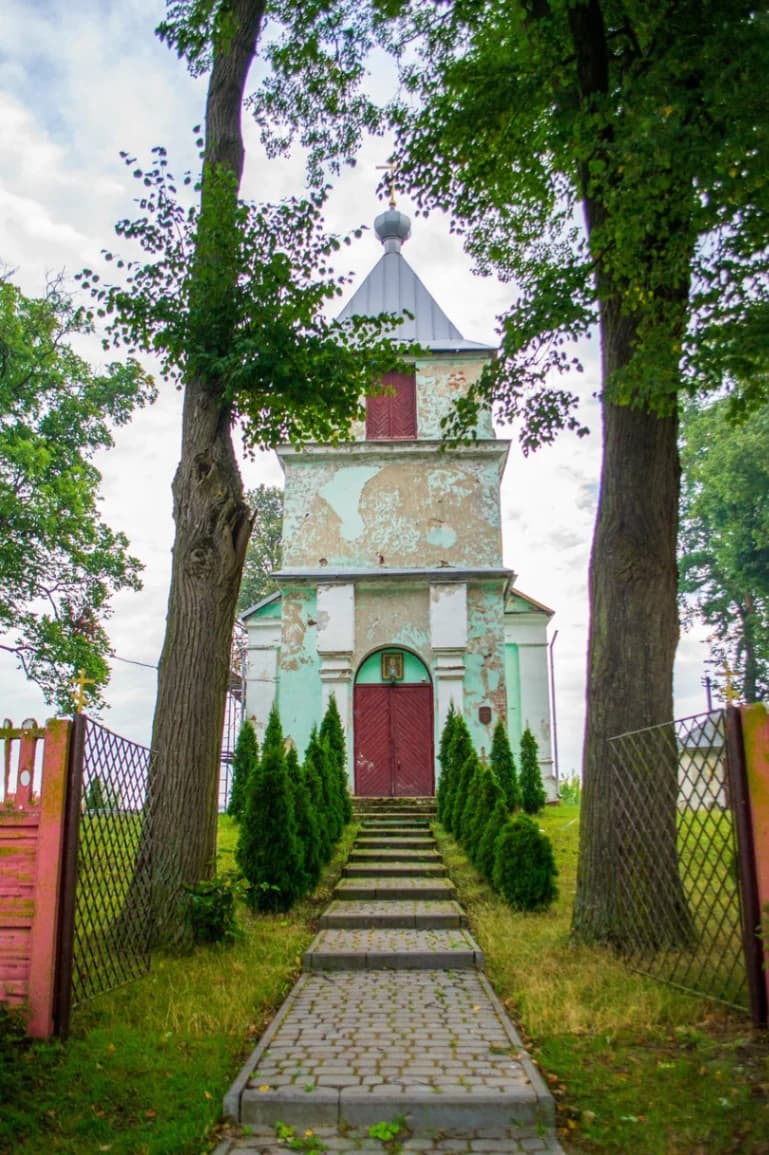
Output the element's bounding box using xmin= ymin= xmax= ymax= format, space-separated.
xmin=215 ymin=802 xmax=564 ymax=1155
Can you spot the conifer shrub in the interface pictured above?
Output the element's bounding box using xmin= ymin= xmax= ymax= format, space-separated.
xmin=466 ymin=768 xmax=504 ymax=865
xmin=286 ymin=744 xmax=322 ymax=895
xmin=436 ymin=704 xmax=458 ymax=825
xmin=490 ymin=720 xmax=521 ymax=811
xmin=520 ymin=727 xmax=547 ymax=814
xmin=476 ymin=795 xmax=509 ymax=883
xmin=455 ymin=754 xmax=482 ymax=848
xmin=227 ymin=718 xmax=259 ymax=821
xmin=320 ymin=694 xmax=352 ymax=824
xmin=319 ymin=733 xmax=344 ymax=844
xmin=444 ymin=715 xmax=475 ymax=834
xmin=492 ymin=814 xmax=559 ymax=912
xmin=235 ymin=705 xmax=304 ymax=913
xmin=303 ymin=727 xmax=333 ymax=862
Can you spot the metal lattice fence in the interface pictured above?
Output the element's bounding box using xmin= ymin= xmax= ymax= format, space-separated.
xmin=608 ymin=709 xmax=751 ymax=1011
xmin=61 ymin=715 xmax=155 ymax=1013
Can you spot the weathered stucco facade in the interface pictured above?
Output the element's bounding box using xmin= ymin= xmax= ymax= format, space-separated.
xmin=242 ymin=208 xmax=556 ymax=798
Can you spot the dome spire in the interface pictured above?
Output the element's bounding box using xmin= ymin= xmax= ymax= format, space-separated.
xmin=374 ymin=162 xmax=412 ymax=253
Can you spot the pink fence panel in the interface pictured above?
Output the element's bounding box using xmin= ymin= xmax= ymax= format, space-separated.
xmin=741 ymin=703 xmax=769 ymax=1013
xmin=0 ymin=719 xmax=70 ymax=1037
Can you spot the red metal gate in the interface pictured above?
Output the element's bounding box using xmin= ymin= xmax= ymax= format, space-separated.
xmin=354 ymin=684 xmax=434 ymax=796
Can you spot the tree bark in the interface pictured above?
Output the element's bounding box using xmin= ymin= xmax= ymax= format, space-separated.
xmin=147 ymin=0 xmax=265 ymax=942
xmin=572 ymin=394 xmax=695 ymax=947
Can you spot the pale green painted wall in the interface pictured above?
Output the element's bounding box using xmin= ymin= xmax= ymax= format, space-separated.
xmin=276 ymin=587 xmax=322 ymax=759
xmin=356 ymin=648 xmax=431 ymax=685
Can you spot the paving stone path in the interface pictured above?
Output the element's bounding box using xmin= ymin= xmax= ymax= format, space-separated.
xmin=215 ymin=801 xmax=564 ymax=1155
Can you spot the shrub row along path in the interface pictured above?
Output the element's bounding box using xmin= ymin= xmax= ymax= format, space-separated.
xmin=216 ymin=798 xmax=564 ymax=1155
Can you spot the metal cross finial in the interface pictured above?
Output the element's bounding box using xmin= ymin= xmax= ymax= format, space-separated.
xmin=722 ymin=661 xmax=737 ymax=705
xmin=376 ymin=162 xmax=398 ymax=209
xmin=72 ymin=668 xmax=96 ymax=714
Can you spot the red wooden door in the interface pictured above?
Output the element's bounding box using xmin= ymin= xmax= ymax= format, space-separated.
xmin=366 ymin=372 xmax=417 ymax=440
xmin=354 ymin=684 xmax=434 ymax=796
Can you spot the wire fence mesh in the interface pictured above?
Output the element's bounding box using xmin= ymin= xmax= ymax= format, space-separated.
xmin=69 ymin=716 xmax=155 ymax=1007
xmin=608 ymin=709 xmax=749 ymax=1010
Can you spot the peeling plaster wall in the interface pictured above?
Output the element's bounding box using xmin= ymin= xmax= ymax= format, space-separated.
xmin=464 ymin=581 xmax=509 ymax=757
xmin=348 ymin=355 xmax=494 ymax=441
xmin=355 ymin=584 xmax=431 ymax=669
xmin=281 ymin=447 xmax=506 ymax=570
xmin=276 ymin=586 xmax=321 ymax=757
xmin=416 ymin=357 xmax=494 ymax=440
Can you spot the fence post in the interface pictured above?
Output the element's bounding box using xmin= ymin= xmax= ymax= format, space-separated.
xmin=25 ymin=718 xmax=71 ymax=1038
xmin=737 ymin=703 xmax=769 ymax=1023
xmin=53 ymin=713 xmax=87 ymax=1038
xmin=724 ymin=706 xmax=768 ymax=1028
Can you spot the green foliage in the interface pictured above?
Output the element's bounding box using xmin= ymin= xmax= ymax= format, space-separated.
xmin=490 ymin=720 xmax=520 ymax=811
xmin=183 ymin=870 xmax=245 ymax=944
xmin=247 ymin=2 xmax=769 ymax=434
xmin=466 ymin=767 xmax=505 ymax=866
xmin=0 ymin=277 xmax=153 ymax=710
xmin=558 ymin=775 xmax=581 ymax=806
xmin=436 ymin=702 xmax=458 ymax=826
xmin=286 ymin=743 xmax=323 ymax=895
xmin=454 ymin=754 xmax=482 ymax=848
xmin=227 ymin=718 xmax=259 ymax=821
xmin=519 ymin=727 xmax=546 ymax=815
xmin=236 ymin=704 xmax=304 ymax=912
xmin=303 ymin=726 xmax=333 ymax=862
xmin=476 ymin=795 xmax=509 ymax=884
xmin=492 ymin=815 xmax=559 ymax=912
xmin=320 ymin=694 xmax=352 ymax=824
xmin=444 ymin=715 xmax=474 ymax=835
xmin=274 ymin=1121 xmax=328 ymax=1152
xmin=679 ymin=398 xmax=769 ymax=702
xmin=85 ymin=776 xmax=105 ymax=812
xmin=237 ymin=485 xmax=283 ymax=613
xmin=83 ymin=151 xmax=416 ymax=452
xmin=366 ymin=1117 xmax=407 ymax=1143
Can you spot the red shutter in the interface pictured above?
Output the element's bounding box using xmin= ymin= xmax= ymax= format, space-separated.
xmin=366 ymin=372 xmax=416 ymax=440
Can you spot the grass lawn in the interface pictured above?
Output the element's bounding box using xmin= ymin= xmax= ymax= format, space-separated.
xmin=2 ymin=808 xmax=767 ymax=1154
xmin=1 ymin=819 xmax=357 ymax=1155
xmin=435 ymin=805 xmax=769 ymax=1154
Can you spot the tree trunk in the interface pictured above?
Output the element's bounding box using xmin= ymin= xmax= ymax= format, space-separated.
xmin=148 ymin=380 xmax=252 ymax=933
xmin=146 ymin=0 xmax=265 ymax=943
xmin=572 ymin=300 xmax=694 ymax=949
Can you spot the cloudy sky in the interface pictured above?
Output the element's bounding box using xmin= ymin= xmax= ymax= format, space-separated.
xmin=0 ymin=0 xmax=714 ymax=776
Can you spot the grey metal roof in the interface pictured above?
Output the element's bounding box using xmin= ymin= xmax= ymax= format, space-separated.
xmin=337 ymin=209 xmax=495 ymax=353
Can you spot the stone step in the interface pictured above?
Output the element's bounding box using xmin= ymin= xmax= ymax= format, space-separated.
xmin=354 ymin=810 xmax=436 ymax=822
xmin=360 ymin=822 xmax=431 ymax=831
xmin=351 ymin=795 xmax=435 ymax=810
xmin=334 ymin=877 xmax=457 ymax=901
xmin=355 ymin=836 xmax=435 ymax=850
xmin=348 ymin=847 xmax=441 ymax=863
xmin=343 ymin=861 xmax=446 ymax=878
xmin=320 ymin=899 xmax=466 ymax=930
xmin=303 ymin=928 xmax=483 ymax=971
xmin=227 ymin=970 xmax=553 ymax=1132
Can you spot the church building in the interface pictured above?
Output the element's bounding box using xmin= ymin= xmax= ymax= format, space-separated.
xmin=241 ymin=207 xmax=556 ymax=799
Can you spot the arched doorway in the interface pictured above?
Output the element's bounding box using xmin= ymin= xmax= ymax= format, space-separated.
xmin=353 ymin=649 xmax=435 ymax=797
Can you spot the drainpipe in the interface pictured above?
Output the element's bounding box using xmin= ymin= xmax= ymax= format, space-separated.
xmin=548 ymin=629 xmax=560 ymax=792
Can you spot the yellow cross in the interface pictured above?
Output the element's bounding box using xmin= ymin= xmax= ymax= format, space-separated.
xmin=72 ymin=668 xmax=96 ymax=714
xmin=376 ymin=162 xmax=398 ymax=209
xmin=722 ymin=661 xmax=737 ymax=705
